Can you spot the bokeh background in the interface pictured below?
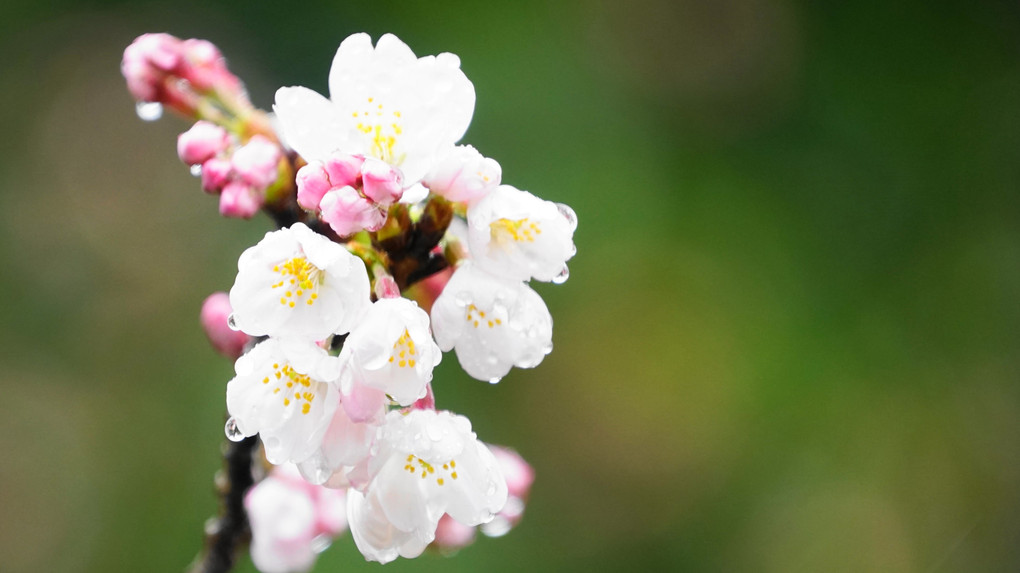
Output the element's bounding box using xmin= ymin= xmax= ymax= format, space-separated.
xmin=1 ymin=0 xmax=1019 ymax=571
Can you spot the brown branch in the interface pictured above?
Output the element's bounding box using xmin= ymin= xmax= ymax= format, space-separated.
xmin=186 ymin=435 xmax=261 ymax=573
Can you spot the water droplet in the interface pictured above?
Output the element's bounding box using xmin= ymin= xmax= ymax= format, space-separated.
xmin=224 ymin=417 xmax=244 ymax=442
xmin=310 ymin=534 xmax=332 ymax=554
xmin=569 ymin=243 xmax=577 ymax=257
xmin=488 ymin=376 xmax=502 ymax=385
xmin=135 ymin=101 xmax=163 ymax=122
xmin=190 ymin=164 xmax=203 ymax=177
xmin=481 ymin=515 xmax=512 ymax=537
xmin=551 ymin=265 xmax=570 ymax=284
xmin=555 ymin=203 xmax=577 ymax=231
xmin=227 ymin=313 xmax=240 ymax=331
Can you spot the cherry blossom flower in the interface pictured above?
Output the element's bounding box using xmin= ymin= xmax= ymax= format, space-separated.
xmin=229 ymin=223 xmax=371 ymax=340
xmin=346 ymin=410 xmax=507 ymax=563
xmin=467 ymin=185 xmax=577 ymax=283
xmin=274 ymin=33 xmax=475 ymax=188
xmin=422 ymin=145 xmax=501 ymax=204
xmin=338 ymin=298 xmax=442 ymax=416
xmin=226 ymin=338 xmax=341 ymax=464
xmin=246 ymin=464 xmax=348 ymax=573
xmin=430 ymin=263 xmax=552 ymax=382
xmin=297 ymin=401 xmax=383 ymax=488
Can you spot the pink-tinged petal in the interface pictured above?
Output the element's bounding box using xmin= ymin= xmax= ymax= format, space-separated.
xmin=432 ymin=515 xmax=476 ymax=551
xmin=319 ymin=186 xmax=387 ymax=236
xmin=360 ymin=158 xmax=404 ymax=205
xmin=201 ymin=157 xmax=233 ymax=193
xmin=233 ymin=135 xmax=281 ymax=189
xmin=323 ymin=153 xmax=366 ymax=189
xmin=177 ymin=121 xmax=230 ymax=165
xmin=295 ymin=162 xmax=333 ymax=210
xmin=219 ymin=181 xmax=262 ymax=218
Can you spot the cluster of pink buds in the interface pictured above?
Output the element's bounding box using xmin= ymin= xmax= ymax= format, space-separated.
xmin=124 ymin=32 xmax=574 ymax=571
xmin=122 ymin=33 xmax=245 ymax=120
xmin=178 ymin=122 xmax=284 ymax=217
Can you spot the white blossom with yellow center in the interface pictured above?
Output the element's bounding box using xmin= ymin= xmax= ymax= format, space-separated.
xmin=339 ymin=298 xmax=442 ymax=414
xmin=274 ymin=33 xmax=475 ymax=191
xmin=226 ymin=338 xmax=342 ymax=465
xmin=346 ymin=410 xmax=507 ymax=564
xmin=430 ymin=263 xmax=553 ymax=383
xmin=467 ymin=185 xmax=577 ymax=283
xmin=229 ymin=222 xmax=371 ymax=341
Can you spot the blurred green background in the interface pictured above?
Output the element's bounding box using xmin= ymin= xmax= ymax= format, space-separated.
xmin=1 ymin=0 xmax=1018 ymax=571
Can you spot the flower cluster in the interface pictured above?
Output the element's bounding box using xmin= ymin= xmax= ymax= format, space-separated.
xmin=124 ymin=32 xmax=574 ymax=571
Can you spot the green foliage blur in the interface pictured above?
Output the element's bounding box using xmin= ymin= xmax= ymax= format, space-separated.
xmin=0 ymin=0 xmax=1018 ymax=571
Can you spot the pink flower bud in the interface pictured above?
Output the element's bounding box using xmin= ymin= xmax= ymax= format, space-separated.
xmin=219 ymin=181 xmax=262 ymax=218
xmin=433 ymin=515 xmax=476 ymax=551
xmin=177 ymin=121 xmax=230 ymax=165
xmin=200 ymin=292 xmax=249 ymax=359
xmin=201 ymin=157 xmax=233 ymax=193
xmin=373 ymin=275 xmax=401 ymax=300
xmin=179 ymin=39 xmax=228 ymax=91
xmin=232 ymin=135 xmax=281 ymax=189
xmin=423 ymin=145 xmax=501 ymax=204
xmin=491 ymin=446 xmax=534 ymax=500
xmin=319 ymin=186 xmax=387 ymax=236
xmin=121 ymin=33 xmax=183 ymax=101
xmin=360 ymin=158 xmax=404 ymax=205
xmin=323 ymin=153 xmax=365 ymax=189
xmin=295 ymin=162 xmax=334 ymax=210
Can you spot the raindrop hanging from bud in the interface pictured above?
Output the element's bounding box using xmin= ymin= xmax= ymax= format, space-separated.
xmin=551 ymin=265 xmax=570 ymax=284
xmin=135 ymin=101 xmax=164 ymax=121
xmin=555 ymin=202 xmax=577 ymax=231
xmin=190 ymin=164 xmax=203 ymax=177
xmin=488 ymin=376 xmax=502 ymax=385
xmin=226 ymin=313 xmax=240 ymax=331
xmin=224 ymin=417 xmax=244 ymax=442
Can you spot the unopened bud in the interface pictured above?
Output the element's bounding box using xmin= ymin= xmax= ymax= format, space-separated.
xmin=219 ymin=181 xmax=262 ymax=218
xmin=177 ymin=121 xmax=230 ymax=165
xmin=200 ymin=292 xmax=249 ymax=358
xmin=232 ymin=135 xmax=281 ymax=189
xmin=319 ymin=186 xmax=386 ymax=236
xmin=432 ymin=515 xmax=476 ymax=551
xmin=201 ymin=157 xmax=233 ymax=193
xmin=360 ymin=158 xmax=404 ymax=205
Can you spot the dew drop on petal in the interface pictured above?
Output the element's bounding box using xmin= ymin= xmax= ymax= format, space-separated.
xmin=310 ymin=534 xmax=332 ymax=554
xmin=190 ymin=164 xmax=203 ymax=177
xmin=481 ymin=515 xmax=513 ymax=538
xmin=224 ymin=417 xmax=244 ymax=442
xmin=488 ymin=376 xmax=502 ymax=385
xmin=227 ymin=313 xmax=240 ymax=331
xmin=551 ymin=265 xmax=570 ymax=285
xmin=555 ymin=203 xmax=577 ymax=231
xmin=135 ymin=101 xmax=164 ymax=121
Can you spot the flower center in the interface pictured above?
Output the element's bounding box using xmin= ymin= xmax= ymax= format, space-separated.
xmin=271 ymin=256 xmax=322 ymax=308
xmin=403 ymin=455 xmax=459 ymax=486
xmin=353 ymin=96 xmax=404 ymax=164
xmin=387 ymin=328 xmax=417 ymax=368
xmin=490 ymin=217 xmax=541 ymax=245
xmin=262 ymin=362 xmax=319 ymax=415
xmin=465 ymin=303 xmax=501 ymax=329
